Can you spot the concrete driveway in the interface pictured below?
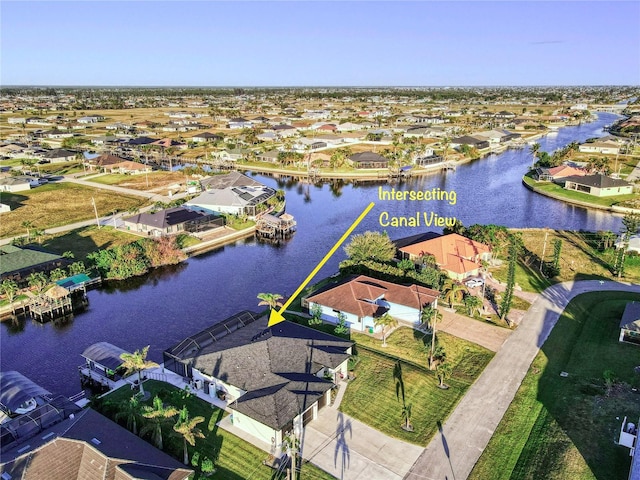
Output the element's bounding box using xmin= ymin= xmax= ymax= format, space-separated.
xmin=302 ymin=385 xmax=424 ymax=480
xmin=404 ymin=280 xmax=640 ymax=480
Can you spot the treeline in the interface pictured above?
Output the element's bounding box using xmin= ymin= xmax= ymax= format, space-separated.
xmin=87 ymin=237 xmax=186 ymax=281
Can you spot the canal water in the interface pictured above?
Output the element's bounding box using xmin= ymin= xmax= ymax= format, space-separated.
xmin=1 ymin=113 xmax=625 ymax=397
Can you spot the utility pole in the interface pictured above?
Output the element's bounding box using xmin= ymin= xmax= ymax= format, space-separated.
xmin=91 ymin=197 xmax=101 ymax=229
xmin=540 ymin=229 xmax=549 ymax=273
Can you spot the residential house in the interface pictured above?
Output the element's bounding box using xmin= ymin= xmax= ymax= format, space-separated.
xmin=348 ymin=151 xmax=389 ymax=169
xmin=163 ymin=311 xmax=353 ymax=453
xmin=0 ymin=407 xmax=192 ymax=479
xmin=186 ymin=171 xmax=276 ymax=217
xmin=0 ymin=245 xmax=68 ymax=284
xmin=305 ymin=275 xmax=439 ymax=333
xmin=151 ymin=138 xmax=187 ymax=150
xmin=0 ymin=176 xmax=38 ymax=192
xmin=294 ymin=138 xmax=327 ymax=152
xmin=534 ymin=165 xmax=587 ymax=182
xmin=336 ymin=122 xmax=367 ymax=132
xmin=41 ymin=148 xmax=76 ymax=162
xmin=272 ymin=125 xmax=298 ymax=138
xmin=397 ymin=233 xmax=492 ymax=281
xmin=578 ymin=140 xmax=621 ymax=155
xmin=77 ymin=115 xmax=104 ymax=124
xmin=227 ymin=117 xmax=253 ymax=129
xmin=87 ymin=153 xmax=128 ymax=171
xmin=615 ymin=234 xmax=640 ymax=254
xmin=562 ymin=174 xmax=633 ymax=197
xmin=122 ymin=206 xmax=220 ymax=236
xmin=450 ymin=136 xmax=490 ymax=150
xmin=619 ymin=302 xmax=640 ymax=345
xmin=103 ymin=160 xmax=152 ymax=175
xmin=214 ymin=148 xmax=251 ymax=162
xmin=257 ymin=132 xmax=278 ymax=142
xmin=257 ymin=150 xmax=280 ymax=163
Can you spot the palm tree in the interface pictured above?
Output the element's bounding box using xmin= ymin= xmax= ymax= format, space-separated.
xmin=140 ymin=396 xmax=179 ymax=450
xmin=529 ymin=142 xmax=540 ymax=169
xmin=0 ymin=280 xmax=19 ymax=314
xmin=119 ymin=346 xmax=159 ymax=399
xmin=27 ymin=272 xmax=49 ymax=295
xmin=21 ymin=220 xmax=34 ymax=239
xmin=422 ymin=306 xmax=443 ymax=370
xmin=115 ymin=396 xmax=142 ymax=435
xmin=401 ymin=403 xmax=413 ymax=431
xmin=173 ymin=406 xmax=205 ymax=465
xmin=374 ymin=312 xmax=398 ymax=347
xmin=436 ymin=362 xmax=452 ymax=388
xmin=256 ymin=292 xmax=284 ymax=310
xmin=463 ymin=294 xmax=483 ymax=317
xmin=442 ymin=279 xmax=466 ymax=308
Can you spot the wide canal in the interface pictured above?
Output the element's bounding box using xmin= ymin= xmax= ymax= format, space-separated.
xmin=1 ymin=112 xmax=626 ymax=397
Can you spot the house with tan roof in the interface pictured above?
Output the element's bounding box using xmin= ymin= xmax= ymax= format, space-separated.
xmin=103 ymin=160 xmax=152 ymax=175
xmin=578 ymin=140 xmax=621 ymax=155
xmin=398 ymin=233 xmax=491 ymax=281
xmin=305 ymin=275 xmax=439 ymax=332
xmin=535 ymin=165 xmax=587 ymax=182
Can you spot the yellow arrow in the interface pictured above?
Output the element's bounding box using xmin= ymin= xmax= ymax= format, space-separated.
xmin=268 ymin=201 xmax=375 ymax=327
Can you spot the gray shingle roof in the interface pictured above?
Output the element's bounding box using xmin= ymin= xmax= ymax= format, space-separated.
xmin=563 ymin=174 xmax=631 ymax=189
xmin=620 ymin=302 xmax=640 ymax=332
xmin=0 ymin=246 xmax=64 ymax=277
xmin=166 ymin=313 xmax=352 ymax=430
xmin=123 ymin=207 xmax=208 ymax=229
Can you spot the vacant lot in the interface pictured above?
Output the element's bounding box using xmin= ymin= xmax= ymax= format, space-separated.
xmin=469 ymin=291 xmax=640 ymax=480
xmin=0 ymin=182 xmax=148 ymax=238
xmin=35 ymin=225 xmax=140 ymax=260
xmin=87 ymin=171 xmax=187 ymax=192
xmin=341 ymin=327 xmax=494 ymax=445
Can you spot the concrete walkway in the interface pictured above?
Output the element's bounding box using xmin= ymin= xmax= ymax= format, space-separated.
xmin=302 ymin=381 xmax=424 ymax=480
xmin=404 ymin=280 xmax=640 ymax=480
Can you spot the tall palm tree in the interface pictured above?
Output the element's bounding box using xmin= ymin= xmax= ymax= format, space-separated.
xmin=115 ymin=396 xmax=142 ymax=435
xmin=27 ymin=272 xmax=49 ymax=295
xmin=173 ymin=406 xmax=205 ymax=465
xmin=0 ymin=280 xmax=19 ymax=315
xmin=21 ymin=220 xmax=34 ymax=239
xmin=422 ymin=306 xmax=443 ymax=370
xmin=257 ymin=292 xmax=284 ymax=310
xmin=436 ymin=362 xmax=452 ymax=388
xmin=529 ymin=142 xmax=540 ymax=169
xmin=374 ymin=312 xmax=398 ymax=347
xmin=463 ymin=294 xmax=483 ymax=317
xmin=119 ymin=346 xmax=159 ymax=399
xmin=140 ymin=396 xmax=178 ymax=450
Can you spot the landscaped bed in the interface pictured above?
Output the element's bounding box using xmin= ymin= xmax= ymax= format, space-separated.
xmin=96 ymin=380 xmax=336 ymax=480
xmin=469 ymin=291 xmax=640 ymax=480
xmin=340 ymin=327 xmax=494 ymax=445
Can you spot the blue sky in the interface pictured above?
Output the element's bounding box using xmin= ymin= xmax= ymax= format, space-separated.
xmin=2 ymin=1 xmax=639 ymax=86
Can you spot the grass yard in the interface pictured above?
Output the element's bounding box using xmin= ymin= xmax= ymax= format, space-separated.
xmin=341 ymin=327 xmax=494 ymax=445
xmin=0 ymin=182 xmax=148 ymax=238
xmin=493 ymin=229 xmax=640 ymax=292
xmin=87 ymin=171 xmax=186 ymax=192
xmin=98 ymin=380 xmax=335 ymax=480
xmin=522 ymin=175 xmax=638 ymax=208
xmin=34 ymin=225 xmax=140 ymax=260
xmin=469 ymin=291 xmax=640 ymax=480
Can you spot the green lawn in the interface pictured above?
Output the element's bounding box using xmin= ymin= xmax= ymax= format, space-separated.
xmin=35 ymin=225 xmax=141 ymax=260
xmin=492 ymin=259 xmax=554 ymax=293
xmin=523 ymin=175 xmax=637 ymax=208
xmin=87 ymin=173 xmax=135 ymax=185
xmin=98 ymin=380 xmax=335 ymax=480
xmin=340 ymin=327 xmax=494 ymax=445
xmin=469 ymin=291 xmax=640 ymax=480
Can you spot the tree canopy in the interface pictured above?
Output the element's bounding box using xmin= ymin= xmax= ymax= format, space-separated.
xmin=344 ymin=231 xmax=396 ymax=263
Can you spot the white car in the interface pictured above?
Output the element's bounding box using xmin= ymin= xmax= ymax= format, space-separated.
xmin=465 ymin=278 xmax=484 ymax=288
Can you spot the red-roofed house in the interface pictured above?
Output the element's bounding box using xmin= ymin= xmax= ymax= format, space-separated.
xmin=535 ymin=165 xmax=587 ymax=182
xmin=305 ymin=275 xmax=439 ymax=333
xmin=398 ymin=233 xmax=491 ymax=281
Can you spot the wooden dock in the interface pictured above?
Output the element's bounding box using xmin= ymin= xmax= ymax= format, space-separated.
xmin=256 ymin=213 xmax=297 ymax=240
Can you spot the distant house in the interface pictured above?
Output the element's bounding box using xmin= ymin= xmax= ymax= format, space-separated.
xmin=257 ymin=150 xmax=280 ymax=163
xmin=272 ymin=124 xmax=298 ymax=138
xmin=562 ymin=174 xmax=633 ymax=197
xmin=397 ymin=233 xmax=491 ymax=281
xmin=619 ymin=302 xmax=640 ymax=345
xmin=215 ymin=148 xmax=251 ymax=162
xmin=186 ymin=171 xmax=276 ymax=217
xmin=0 ymin=176 xmax=38 ymax=192
xmin=0 ymin=245 xmax=68 ymax=284
xmin=348 ymin=151 xmax=389 ymax=169
xmin=578 ymin=140 xmax=621 ymax=155
xmin=163 ymin=311 xmax=353 ymax=453
xmin=305 ymin=275 xmax=439 ymax=333
xmin=294 ymin=138 xmax=327 ymax=152
xmin=103 ymin=160 xmax=152 ymax=175
xmin=450 ymin=136 xmax=490 ymax=150
xmin=87 ymin=153 xmax=128 ymax=171
xmin=41 ymin=148 xmax=76 ymax=163
xmin=122 ymin=206 xmax=220 ymax=236
xmin=534 ymin=165 xmax=587 ymax=182
xmin=77 ymin=115 xmax=104 ymax=124
xmin=151 ymin=138 xmax=187 ymax=150
xmin=227 ymin=117 xmax=253 ymax=129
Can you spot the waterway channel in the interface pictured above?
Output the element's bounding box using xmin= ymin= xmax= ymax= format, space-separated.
xmin=1 ymin=112 xmax=626 ymax=397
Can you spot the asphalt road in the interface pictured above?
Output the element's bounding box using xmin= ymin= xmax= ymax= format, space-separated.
xmin=404 ymin=280 xmax=640 ymax=480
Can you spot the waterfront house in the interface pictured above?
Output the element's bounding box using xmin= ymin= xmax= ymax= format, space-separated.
xmin=0 ymin=245 xmax=68 ymax=284
xmin=0 ymin=408 xmax=192 ymax=480
xmin=122 ymin=206 xmax=221 ymax=236
xmin=0 ymin=176 xmax=37 ymax=192
xmin=562 ymin=174 xmax=633 ymax=197
xmin=163 ymin=311 xmax=353 ymax=454
xmin=534 ymin=165 xmax=587 ymax=182
xmin=103 ymin=160 xmax=152 ymax=175
xmin=305 ymin=275 xmax=439 ymax=333
xmin=257 ymin=150 xmax=280 ymax=163
xmin=397 ymin=233 xmax=492 ymax=281
xmin=619 ymin=302 xmax=640 ymax=345
xmin=578 ymin=140 xmax=621 ymax=155
xmin=450 ymin=135 xmax=490 ymax=150
xmin=87 ymin=153 xmax=128 ymax=171
xmin=191 ymin=131 xmax=223 ymax=143
xmin=185 ymin=171 xmax=276 ymax=217
xmin=348 ymin=151 xmax=389 ymax=169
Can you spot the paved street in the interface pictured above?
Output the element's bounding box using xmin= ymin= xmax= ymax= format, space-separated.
xmin=404 ymin=280 xmax=640 ymax=480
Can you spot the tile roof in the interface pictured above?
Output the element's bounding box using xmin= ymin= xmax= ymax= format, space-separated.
xmin=398 ymin=233 xmax=490 ymax=275
xmin=306 ymin=275 xmax=439 ymax=319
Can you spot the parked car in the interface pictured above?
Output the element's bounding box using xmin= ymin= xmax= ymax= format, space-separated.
xmin=465 ymin=278 xmax=484 ymax=288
